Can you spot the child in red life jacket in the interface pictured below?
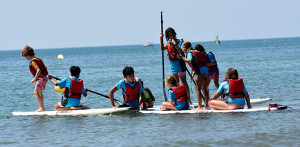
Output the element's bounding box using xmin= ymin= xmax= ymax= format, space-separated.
xmin=178 ymin=42 xmax=210 ymax=110
xmin=208 ymin=68 xmax=252 ymax=110
xmin=160 ymin=27 xmax=191 ymax=105
xmin=109 ymin=66 xmax=147 ymax=110
xmin=139 ymin=81 xmax=155 ymax=108
xmin=21 ymin=45 xmax=48 ymax=112
xmin=47 ymin=66 xmax=88 ymax=111
xmin=160 ymin=75 xmax=190 ymax=111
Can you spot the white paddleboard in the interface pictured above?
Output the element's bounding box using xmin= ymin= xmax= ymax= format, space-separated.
xmin=12 ymin=107 xmax=129 ymax=116
xmin=139 ymin=106 xmax=279 ymax=114
xmin=191 ymin=98 xmax=272 ymax=107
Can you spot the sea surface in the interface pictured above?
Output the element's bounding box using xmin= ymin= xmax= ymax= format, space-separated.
xmin=0 ymin=37 xmax=299 ymax=146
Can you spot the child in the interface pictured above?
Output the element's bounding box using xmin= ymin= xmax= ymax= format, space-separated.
xmin=178 ymin=42 xmax=210 ymax=110
xmin=206 ymin=51 xmax=220 ymax=90
xmin=47 ymin=66 xmax=88 ymax=111
xmin=160 ymin=75 xmax=190 ymax=111
xmin=139 ymin=81 xmax=155 ymax=108
xmin=109 ymin=66 xmax=147 ymax=110
xmin=21 ymin=45 xmax=48 ymax=112
xmin=208 ymin=68 xmax=252 ymax=110
xmin=159 ymin=27 xmax=191 ymax=105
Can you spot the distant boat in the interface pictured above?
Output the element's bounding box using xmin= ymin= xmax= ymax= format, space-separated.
xmin=143 ymin=42 xmax=154 ymax=47
xmin=215 ymin=35 xmax=220 ymax=45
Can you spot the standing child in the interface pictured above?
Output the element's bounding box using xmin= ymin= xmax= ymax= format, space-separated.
xmin=159 ymin=27 xmax=191 ymax=105
xmin=178 ymin=42 xmax=210 ymax=110
xmin=208 ymin=68 xmax=252 ymax=110
xmin=47 ymin=66 xmax=88 ymax=111
xmin=206 ymin=51 xmax=220 ymax=89
xmin=109 ymin=66 xmax=147 ymax=110
xmin=160 ymin=75 xmax=190 ymax=111
xmin=21 ymin=45 xmax=48 ymax=112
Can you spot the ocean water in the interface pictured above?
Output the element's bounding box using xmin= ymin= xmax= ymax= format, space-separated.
xmin=0 ymin=37 xmax=299 ymax=146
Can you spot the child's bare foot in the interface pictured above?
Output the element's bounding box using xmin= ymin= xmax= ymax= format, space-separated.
xmin=160 ymin=107 xmax=166 ymax=111
xmin=35 ymin=108 xmax=45 ymax=112
xmin=70 ymin=106 xmax=78 ymax=110
xmin=193 ymin=107 xmax=203 ymax=111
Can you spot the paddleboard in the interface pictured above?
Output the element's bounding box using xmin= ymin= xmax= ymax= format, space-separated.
xmin=12 ymin=107 xmax=129 ymax=116
xmin=140 ymin=106 xmax=281 ymax=114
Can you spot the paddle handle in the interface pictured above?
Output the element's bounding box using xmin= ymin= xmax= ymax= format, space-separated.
xmin=161 ymin=11 xmax=167 ymax=102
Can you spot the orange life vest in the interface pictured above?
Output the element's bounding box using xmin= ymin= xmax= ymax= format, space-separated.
xmin=64 ymin=77 xmax=83 ymax=99
xmin=229 ymin=78 xmax=245 ymax=98
xmin=188 ymin=50 xmax=207 ymax=71
xmin=170 ymin=84 xmax=189 ymax=103
xmin=29 ymin=58 xmax=48 ymax=76
xmin=123 ymin=77 xmax=140 ymax=102
xmin=166 ymin=39 xmax=183 ymax=61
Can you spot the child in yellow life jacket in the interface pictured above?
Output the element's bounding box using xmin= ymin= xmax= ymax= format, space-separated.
xmin=109 ymin=66 xmax=147 ymax=110
xmin=47 ymin=66 xmax=88 ymax=111
xmin=21 ymin=45 xmax=48 ymax=112
xmin=160 ymin=75 xmax=190 ymax=111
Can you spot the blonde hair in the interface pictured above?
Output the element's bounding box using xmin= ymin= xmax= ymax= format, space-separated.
xmin=165 ymin=75 xmax=177 ymax=86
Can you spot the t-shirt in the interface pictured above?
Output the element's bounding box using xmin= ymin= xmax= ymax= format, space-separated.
xmin=169 ymin=88 xmax=189 ymax=110
xmin=57 ymin=76 xmax=86 ymax=98
xmin=115 ymin=79 xmax=143 ymax=93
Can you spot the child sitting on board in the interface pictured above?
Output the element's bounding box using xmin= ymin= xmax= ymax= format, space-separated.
xmin=160 ymin=75 xmax=190 ymax=111
xmin=109 ymin=66 xmax=147 ymax=110
xmin=139 ymin=81 xmax=155 ymax=108
xmin=47 ymin=66 xmax=88 ymax=111
xmin=208 ymin=68 xmax=252 ymax=110
xmin=21 ymin=45 xmax=49 ymax=112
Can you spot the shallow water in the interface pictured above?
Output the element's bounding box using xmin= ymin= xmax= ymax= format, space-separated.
xmin=0 ymin=37 xmax=300 ymax=146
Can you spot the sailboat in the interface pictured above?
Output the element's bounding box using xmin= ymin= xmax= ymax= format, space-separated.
xmin=215 ymin=35 xmax=220 ymax=45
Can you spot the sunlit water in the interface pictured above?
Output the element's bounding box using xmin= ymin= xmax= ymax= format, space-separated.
xmin=0 ymin=37 xmax=299 ymax=146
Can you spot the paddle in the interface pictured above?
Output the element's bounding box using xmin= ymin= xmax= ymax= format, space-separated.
xmin=51 ymin=76 xmax=122 ymax=105
xmin=161 ymin=11 xmax=167 ymax=102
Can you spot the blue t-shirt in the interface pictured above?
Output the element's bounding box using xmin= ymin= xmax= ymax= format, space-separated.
xmin=206 ymin=52 xmax=216 ymax=62
xmin=169 ymin=88 xmax=189 ymax=110
xmin=187 ymin=52 xmax=208 ymax=74
xmin=57 ymin=76 xmax=86 ymax=98
xmin=115 ymin=79 xmax=143 ymax=108
xmin=217 ymin=81 xmax=247 ymax=105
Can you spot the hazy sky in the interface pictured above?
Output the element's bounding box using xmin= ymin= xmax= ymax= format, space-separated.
xmin=0 ymin=0 xmax=299 ymax=50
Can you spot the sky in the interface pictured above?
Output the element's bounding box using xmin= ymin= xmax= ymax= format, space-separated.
xmin=0 ymin=0 xmax=299 ymax=50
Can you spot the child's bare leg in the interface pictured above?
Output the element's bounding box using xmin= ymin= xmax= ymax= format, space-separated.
xmin=34 ymin=87 xmax=45 ymax=112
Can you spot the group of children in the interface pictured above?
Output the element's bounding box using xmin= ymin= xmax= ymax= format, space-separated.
xmin=21 ymin=27 xmax=251 ymax=112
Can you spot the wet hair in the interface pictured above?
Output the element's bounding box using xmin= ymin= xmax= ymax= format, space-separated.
xmin=224 ymin=68 xmax=239 ymax=81
xmin=194 ymin=44 xmax=205 ymax=52
xmin=165 ymin=27 xmax=177 ymax=41
xmin=21 ymin=45 xmax=35 ymax=57
xmin=165 ymin=75 xmax=177 ymax=86
xmin=70 ymin=66 xmax=81 ymax=77
xmin=123 ymin=66 xmax=134 ymax=77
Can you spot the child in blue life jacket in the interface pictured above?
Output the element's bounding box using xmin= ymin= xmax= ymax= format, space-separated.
xmin=21 ymin=45 xmax=48 ymax=112
xmin=109 ymin=66 xmax=147 ymax=110
xmin=160 ymin=27 xmax=192 ymax=105
xmin=160 ymin=75 xmax=190 ymax=111
xmin=47 ymin=66 xmax=88 ymax=111
xmin=139 ymin=81 xmax=155 ymax=108
xmin=179 ymin=42 xmax=210 ymax=110
xmin=209 ymin=68 xmax=252 ymax=110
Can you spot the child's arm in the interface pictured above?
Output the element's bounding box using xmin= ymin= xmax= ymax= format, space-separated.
xmin=178 ymin=54 xmax=192 ymax=64
xmin=172 ymin=39 xmax=184 ymax=55
xmin=160 ymin=33 xmax=167 ymax=50
xmin=47 ymin=75 xmax=58 ymax=86
xmin=109 ymin=86 xmax=118 ymax=108
xmin=30 ymin=67 xmax=41 ymax=84
xmin=244 ymin=92 xmax=252 ymax=109
xmin=140 ymin=91 xmax=147 ymax=110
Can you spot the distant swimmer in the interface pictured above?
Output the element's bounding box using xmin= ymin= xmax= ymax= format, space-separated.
xmin=178 ymin=42 xmax=210 ymax=110
xmin=160 ymin=75 xmax=190 ymax=111
xmin=109 ymin=66 xmax=147 ymax=110
xmin=160 ymin=27 xmax=191 ymax=104
xmin=47 ymin=66 xmax=88 ymax=111
xmin=21 ymin=45 xmax=49 ymax=112
xmin=208 ymin=68 xmax=252 ymax=110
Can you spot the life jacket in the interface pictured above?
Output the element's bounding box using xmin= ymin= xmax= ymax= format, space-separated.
xmin=169 ymin=84 xmax=189 ymax=103
xmin=206 ymin=52 xmax=218 ymax=71
xmin=229 ymin=78 xmax=245 ymax=98
xmin=143 ymin=87 xmax=155 ymax=102
xmin=29 ymin=58 xmax=48 ymax=76
xmin=64 ymin=77 xmax=83 ymax=99
xmin=166 ymin=39 xmax=183 ymax=61
xmin=123 ymin=77 xmax=140 ymax=102
xmin=188 ymin=50 xmax=207 ymax=72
